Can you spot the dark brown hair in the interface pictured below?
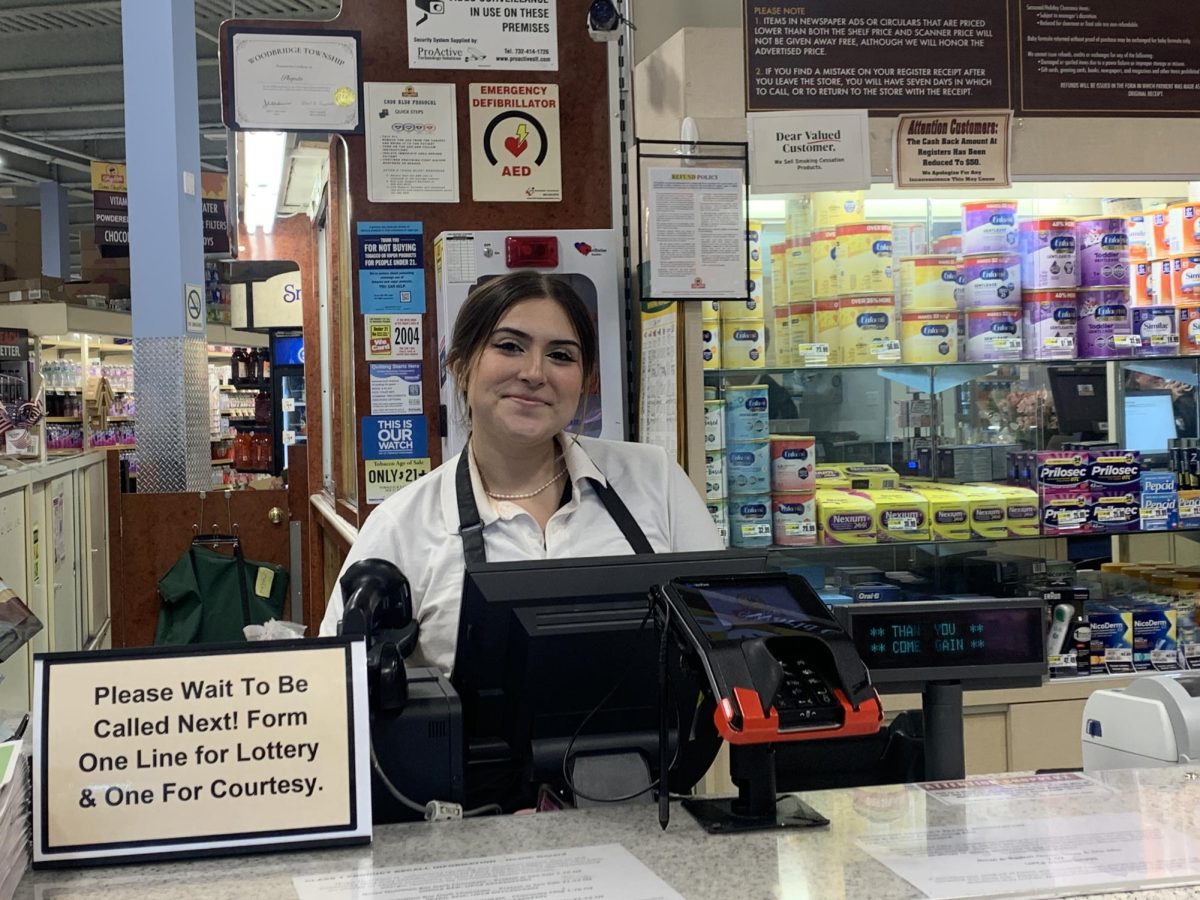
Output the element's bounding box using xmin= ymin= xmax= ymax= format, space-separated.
xmin=445 ymin=271 xmax=598 ymax=412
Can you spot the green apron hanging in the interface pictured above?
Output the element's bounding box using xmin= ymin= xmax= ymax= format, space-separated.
xmin=155 ymin=544 xmax=288 ymax=645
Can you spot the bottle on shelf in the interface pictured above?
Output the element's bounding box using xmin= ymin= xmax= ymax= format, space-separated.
xmin=232 ymin=347 xmax=249 ymax=383
xmin=254 ymin=390 xmax=271 ymax=426
xmin=256 ymin=347 xmax=271 ymax=382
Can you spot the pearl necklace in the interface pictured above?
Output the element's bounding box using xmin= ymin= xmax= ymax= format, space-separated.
xmin=482 ymin=453 xmax=567 ymax=501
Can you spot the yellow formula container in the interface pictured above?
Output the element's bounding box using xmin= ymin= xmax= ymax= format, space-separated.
xmin=839 ymin=295 xmax=899 ymax=364
xmin=747 ymin=220 xmax=765 ymax=272
xmin=835 ymin=222 xmax=895 ymax=295
xmin=812 ymin=297 xmax=841 ymax=364
xmin=789 ymin=301 xmax=814 ymax=361
xmin=902 ymin=485 xmax=970 ymax=541
xmin=701 ymin=321 xmax=721 ymax=369
xmin=899 ymin=255 xmax=959 ymax=310
xmin=786 ymin=237 xmax=813 ymax=303
xmin=771 ymin=305 xmax=792 ymax=367
xmin=785 ymin=197 xmax=812 ymax=238
xmin=811 ymin=228 xmax=839 ymax=298
xmin=851 ymin=489 xmax=930 ymax=542
xmin=720 ymin=295 xmax=765 ymax=321
xmin=813 ymin=191 xmax=866 ymax=228
xmin=701 ymin=299 xmax=721 ymax=323
xmin=900 ymin=309 xmax=959 ymax=363
xmin=770 ymin=243 xmax=789 ymax=309
xmin=816 ymin=489 xmax=876 ymax=545
xmin=720 ymin=320 xmax=765 ymax=368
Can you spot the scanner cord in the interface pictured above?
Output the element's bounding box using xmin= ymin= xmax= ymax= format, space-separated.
xmin=561 ymin=605 xmax=680 ymax=804
xmin=369 ymin=732 xmax=501 ymax=818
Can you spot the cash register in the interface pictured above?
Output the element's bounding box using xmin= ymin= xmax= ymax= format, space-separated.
xmin=1082 ymin=674 xmax=1200 ymax=771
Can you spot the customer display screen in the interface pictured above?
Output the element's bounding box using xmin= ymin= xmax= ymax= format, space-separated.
xmin=678 ymin=580 xmax=839 ymax=644
xmin=847 ymin=606 xmax=1044 ymax=671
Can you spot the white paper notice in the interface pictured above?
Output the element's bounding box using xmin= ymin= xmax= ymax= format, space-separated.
xmin=469 ymin=83 xmax=561 ymax=202
xmin=858 ymin=812 xmax=1200 ymax=899
xmin=638 ymin=304 xmax=678 ymax=460
xmin=648 ymin=167 xmax=746 ymax=299
xmin=920 ymin=772 xmax=1117 ymax=806
xmin=893 ymin=109 xmax=1013 ymax=189
xmin=231 ymin=32 xmax=360 ymax=132
xmin=366 ymin=83 xmax=459 ymax=203
xmin=293 ymin=844 xmax=684 ymax=900
xmin=406 ymin=0 xmax=557 ymax=71
xmin=748 ymin=109 xmax=871 ymax=193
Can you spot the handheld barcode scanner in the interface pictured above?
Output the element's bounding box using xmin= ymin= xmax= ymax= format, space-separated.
xmin=652 ymin=571 xmax=882 ymax=834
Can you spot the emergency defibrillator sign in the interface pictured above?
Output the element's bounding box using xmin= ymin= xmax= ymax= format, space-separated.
xmin=469 ymin=82 xmax=561 ymax=202
xmin=362 ymin=415 xmax=428 ymax=460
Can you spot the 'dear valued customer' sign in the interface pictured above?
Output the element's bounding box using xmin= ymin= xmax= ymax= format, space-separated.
xmin=32 ymin=638 xmax=370 ymax=866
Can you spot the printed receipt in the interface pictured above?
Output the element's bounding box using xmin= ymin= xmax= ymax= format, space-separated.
xmin=293 ymin=844 xmax=684 ymax=900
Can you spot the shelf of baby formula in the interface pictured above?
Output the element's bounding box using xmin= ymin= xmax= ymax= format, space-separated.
xmin=44 ymin=417 xmax=81 ymax=423
xmin=707 ymin=352 xmax=1200 ymax=378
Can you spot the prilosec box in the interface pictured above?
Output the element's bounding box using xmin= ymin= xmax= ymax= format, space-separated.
xmin=1041 ymin=490 xmax=1092 ymax=536
xmin=1090 ymin=491 xmax=1141 ymax=533
xmin=925 ymin=483 xmax=1007 ymax=540
xmin=1140 ymin=471 xmax=1179 ymax=531
xmin=1034 ymin=451 xmax=1089 ymax=496
xmin=851 ymin=489 xmax=930 ymax=542
xmin=816 ymin=490 xmax=876 ymax=545
xmin=901 ymin=485 xmax=971 ymax=541
xmin=1087 ymin=449 xmax=1141 ymax=494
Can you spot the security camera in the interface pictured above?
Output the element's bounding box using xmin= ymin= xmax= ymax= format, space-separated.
xmin=414 ymin=0 xmax=444 ymax=27
xmin=587 ymin=0 xmax=634 ymax=42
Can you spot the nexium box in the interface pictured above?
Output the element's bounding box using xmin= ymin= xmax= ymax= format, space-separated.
xmin=977 ymin=484 xmax=1041 ymax=537
xmin=849 ymin=489 xmax=930 ymax=542
xmin=816 ymin=490 xmax=876 ymax=545
xmin=923 ymin=483 xmax=1007 ymax=540
xmin=900 ymin=485 xmax=970 ymax=541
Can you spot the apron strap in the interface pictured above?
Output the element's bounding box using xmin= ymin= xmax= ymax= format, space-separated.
xmin=585 ymin=477 xmax=654 ymax=554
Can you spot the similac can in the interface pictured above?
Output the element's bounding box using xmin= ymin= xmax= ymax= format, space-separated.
xmin=899 ymin=255 xmax=958 ymax=310
xmin=723 ymin=384 xmax=769 ymax=441
xmin=966 ymin=307 xmax=1022 ymax=361
xmin=706 ymin=501 xmax=730 ymax=548
xmin=840 ymin=295 xmax=899 ymax=364
xmin=1129 ymin=259 xmax=1164 ymax=306
xmin=1167 ymin=203 xmax=1200 ymax=255
xmin=770 ymin=243 xmax=789 ymax=308
xmin=701 ymin=323 xmax=721 ymax=369
xmin=1077 ymin=217 xmax=1130 ymax=287
xmin=811 ymin=228 xmax=839 ymax=298
xmin=1021 ymin=290 xmax=1077 ymax=360
xmin=961 ymin=200 xmax=1018 ymax=255
xmin=703 ymin=400 xmax=725 ymax=450
xmin=704 ymin=451 xmax=726 ymax=500
xmin=1126 ymin=214 xmax=1150 ymax=259
xmin=786 ymin=237 xmax=812 ymax=303
xmin=812 ymin=298 xmax=841 ymax=364
xmin=772 ymin=493 xmax=817 ymax=546
xmin=835 ymin=222 xmax=894 ymax=294
xmin=958 ymin=253 xmax=1021 ymax=308
xmin=1132 ymin=305 xmax=1178 ymax=357
xmin=720 ymin=321 xmax=765 ymax=369
xmin=1018 ymin=217 xmax=1078 ymax=289
xmin=770 ymin=435 xmax=816 ymax=492
xmin=932 ymin=233 xmax=962 ymax=255
xmin=728 ymin=494 xmax=773 ymax=548
xmin=1147 ymin=208 xmax=1171 ymax=259
xmin=771 ymin=305 xmax=792 ymax=367
xmin=747 ymin=220 xmax=764 ymax=270
xmin=900 ymin=310 xmax=958 ymax=363
xmin=1166 ymin=255 xmax=1200 ymax=302
xmin=1177 ymin=302 xmax=1200 ymax=355
xmin=785 ymin=197 xmax=812 ymax=238
xmin=1076 ymin=287 xmax=1133 ymax=359
xmin=727 ymin=440 xmax=771 ymax=494
xmin=789 ymin=301 xmax=813 ymax=356
xmin=812 ymin=191 xmax=865 ymax=228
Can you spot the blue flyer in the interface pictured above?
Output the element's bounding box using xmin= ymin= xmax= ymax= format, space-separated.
xmin=362 ymin=415 xmax=428 ymax=460
xmin=357 ymin=221 xmax=425 ymax=314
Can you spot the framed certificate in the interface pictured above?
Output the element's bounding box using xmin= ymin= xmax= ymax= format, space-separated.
xmin=227 ymin=28 xmax=363 ymax=133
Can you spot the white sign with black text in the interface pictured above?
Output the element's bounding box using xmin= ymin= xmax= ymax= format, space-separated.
xmin=893 ymin=110 xmax=1013 ymax=190
xmin=365 ymin=82 xmax=459 ymax=203
xmin=231 ymin=32 xmax=360 ymax=132
xmin=406 ymin=0 xmax=557 ymax=71
xmin=748 ymin=109 xmax=871 ymax=193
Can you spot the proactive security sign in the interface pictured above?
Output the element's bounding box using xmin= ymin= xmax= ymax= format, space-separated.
xmin=362 ymin=415 xmax=428 ymax=460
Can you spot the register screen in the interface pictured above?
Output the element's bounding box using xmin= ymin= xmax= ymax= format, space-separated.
xmin=680 ymin=580 xmax=834 ymax=643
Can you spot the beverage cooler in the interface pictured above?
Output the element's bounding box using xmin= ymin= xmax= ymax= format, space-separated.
xmin=270 ymin=328 xmax=306 ymax=477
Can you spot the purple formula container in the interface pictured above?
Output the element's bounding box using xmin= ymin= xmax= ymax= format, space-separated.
xmin=1077 ymin=217 xmax=1130 ymax=287
xmin=958 ymin=253 xmax=1021 ymax=308
xmin=1076 ymin=287 xmax=1132 ymax=359
xmin=966 ymin=307 xmax=1022 ymax=361
xmin=1132 ymin=305 xmax=1179 ymax=357
xmin=1019 ymin=217 xmax=1078 ymax=289
xmin=1022 ymin=290 xmax=1077 ymax=360
xmin=961 ymin=200 xmax=1018 ymax=254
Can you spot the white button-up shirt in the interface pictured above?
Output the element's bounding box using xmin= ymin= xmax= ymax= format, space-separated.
xmin=319 ymin=434 xmax=722 ymax=674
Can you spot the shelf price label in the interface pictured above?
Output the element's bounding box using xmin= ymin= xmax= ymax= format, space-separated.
xmin=784 ymin=521 xmax=817 ymax=536
xmin=1151 ymin=334 xmax=1180 ymax=346
xmin=798 ymin=343 xmax=830 ymax=364
xmin=991 ymin=337 xmax=1023 ymax=351
xmin=282 ymin=430 xmax=296 ymax=447
xmin=1113 ymin=334 xmax=1143 ymax=348
xmin=1044 ymin=336 xmax=1074 ymax=349
xmin=872 ymin=340 xmax=901 ymax=357
xmin=281 ymin=398 xmax=296 ymax=413
xmin=741 ymin=523 xmax=772 ymax=538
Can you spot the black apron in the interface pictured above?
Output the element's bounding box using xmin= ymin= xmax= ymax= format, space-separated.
xmin=454 ymin=446 xmax=652 ymax=564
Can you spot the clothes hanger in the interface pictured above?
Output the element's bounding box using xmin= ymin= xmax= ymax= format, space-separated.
xmin=191 ymin=490 xmax=241 ymax=547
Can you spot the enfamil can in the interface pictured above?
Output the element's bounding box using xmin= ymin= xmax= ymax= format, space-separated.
xmin=720 ymin=321 xmax=765 ymax=369
xmin=961 ymin=200 xmax=1018 ymax=255
xmin=813 ymin=298 xmax=841 ymax=364
xmin=812 ymin=191 xmax=866 ymax=228
xmin=811 ymin=228 xmax=839 ymax=298
xmin=772 ymin=493 xmax=816 ymax=546
xmin=727 ymin=440 xmax=771 ymax=494
xmin=729 ymin=495 xmax=773 ymax=548
xmin=786 ymin=237 xmax=813 ymax=303
xmin=835 ymin=222 xmax=894 ymax=294
xmin=899 ymin=255 xmax=958 ymax=310
xmin=770 ymin=435 xmax=816 ymax=492
xmin=1021 ymin=290 xmax=1077 ymax=361
xmin=840 ymin=295 xmax=898 ymax=365
xmin=723 ymin=385 xmax=769 ymax=441
xmin=703 ymin=400 xmax=725 ymax=451
xmin=1018 ymin=217 xmax=1078 ymax=290
xmin=701 ymin=323 xmax=721 ymax=370
xmin=704 ymin=451 xmax=726 ymax=500
xmin=900 ymin=310 xmax=958 ymax=363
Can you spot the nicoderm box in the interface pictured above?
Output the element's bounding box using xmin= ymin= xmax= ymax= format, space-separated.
xmin=1090 ymin=609 xmax=1135 ymax=674
xmin=1133 ymin=607 xmax=1180 ymax=671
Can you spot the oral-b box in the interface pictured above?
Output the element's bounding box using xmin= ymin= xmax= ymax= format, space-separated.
xmin=1034 ymin=451 xmax=1089 ymax=495
xmin=1088 ymin=450 xmax=1141 ymax=493
xmin=1140 ymin=471 xmax=1179 ymax=531
xmin=923 ymin=483 xmax=1007 ymax=540
xmin=1041 ymin=490 xmax=1092 ymax=536
xmin=1089 ymin=609 xmax=1135 ymax=674
xmin=834 ymin=463 xmax=900 ymax=490
xmin=1090 ymin=491 xmax=1141 ymax=533
xmin=1180 ymin=490 xmax=1200 ymax=529
xmin=849 ymin=582 xmax=904 ymax=603
xmin=979 ymin=484 xmax=1040 ymax=537
xmin=901 ymin=485 xmax=971 ymax=541
xmin=851 ymin=489 xmax=930 ymax=542
xmin=1133 ymin=607 xmax=1180 ymax=671
xmin=816 ymin=490 xmax=876 ymax=545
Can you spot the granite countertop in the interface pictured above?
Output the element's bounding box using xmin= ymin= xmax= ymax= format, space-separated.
xmin=18 ymin=766 xmax=1200 ymax=899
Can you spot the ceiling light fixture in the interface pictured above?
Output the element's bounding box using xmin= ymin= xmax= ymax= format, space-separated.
xmin=242 ymin=131 xmax=286 ymax=235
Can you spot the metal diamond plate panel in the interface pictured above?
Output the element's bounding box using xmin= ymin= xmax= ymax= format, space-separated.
xmin=133 ymin=336 xmax=210 ymax=493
